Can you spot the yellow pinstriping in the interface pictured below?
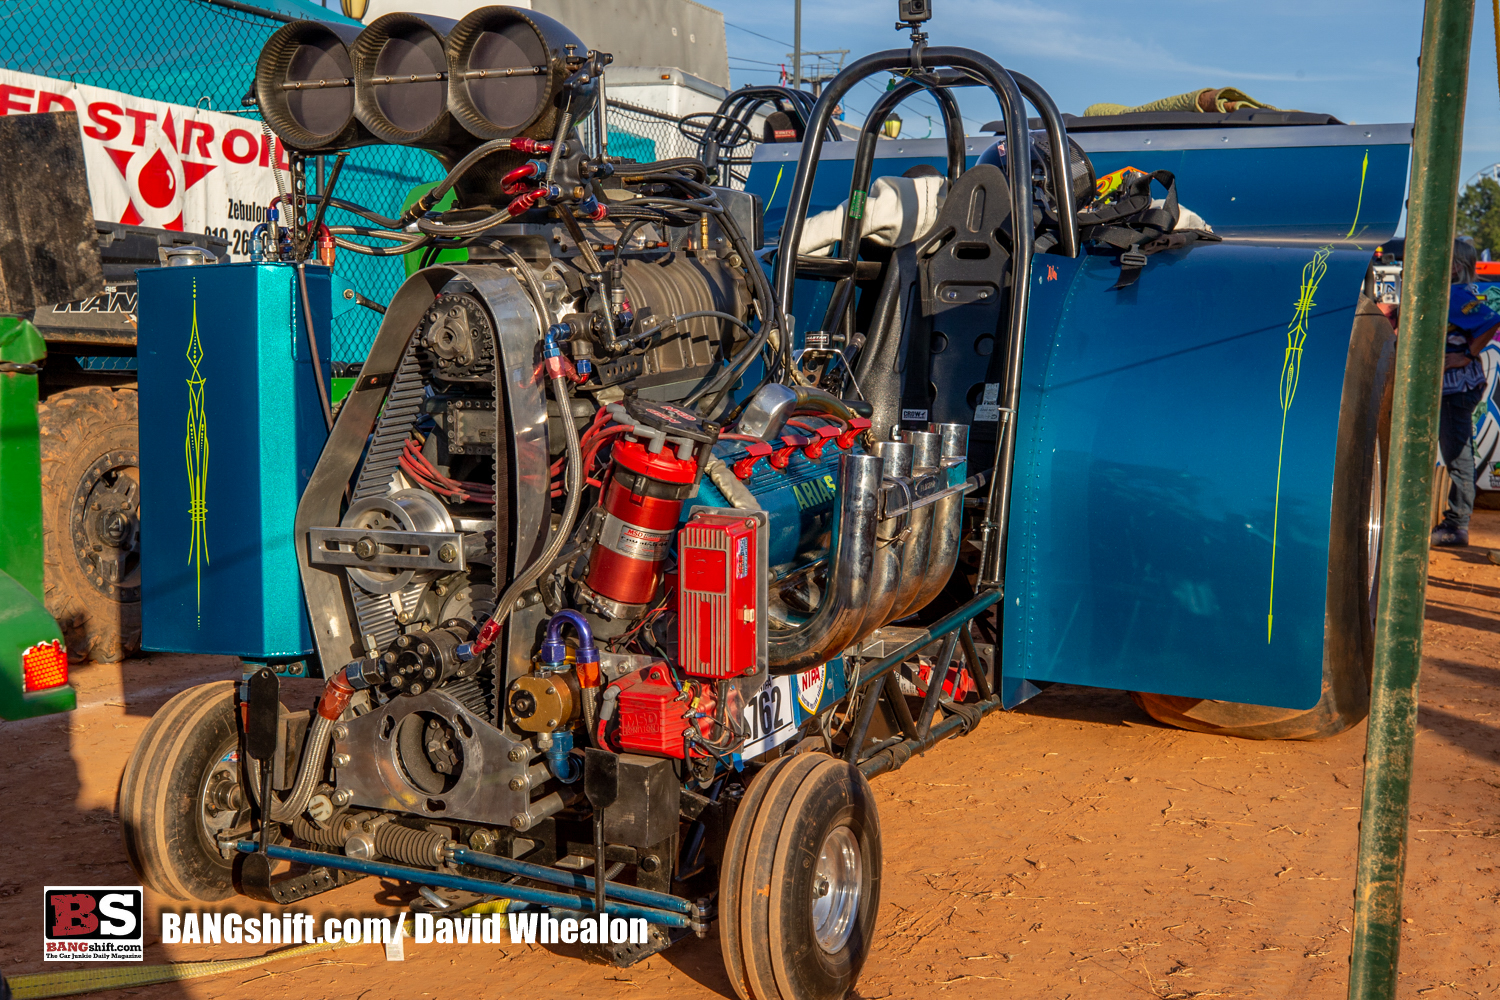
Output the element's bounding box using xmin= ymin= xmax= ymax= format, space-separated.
xmin=1266 ymin=149 xmax=1368 ymax=642
xmin=1344 ymin=149 xmax=1369 ymax=240
xmin=1267 ymin=247 xmax=1331 ymax=642
xmin=765 ymin=164 xmax=784 ymax=217
xmin=185 ymin=279 xmax=209 ymax=626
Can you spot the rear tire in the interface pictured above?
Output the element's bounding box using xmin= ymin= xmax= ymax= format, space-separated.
xmin=1134 ymin=296 xmax=1394 ymax=740
xmin=39 ymin=386 xmax=141 ymax=663
xmin=722 ymin=754 xmax=881 ymax=1000
xmin=119 ymin=681 xmax=247 ymax=901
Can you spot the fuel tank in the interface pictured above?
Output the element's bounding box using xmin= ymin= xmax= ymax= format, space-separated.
xmin=136 ymin=262 xmax=331 ymax=662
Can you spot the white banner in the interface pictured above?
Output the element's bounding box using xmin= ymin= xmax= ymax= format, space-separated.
xmin=0 ymin=69 xmax=286 ymax=258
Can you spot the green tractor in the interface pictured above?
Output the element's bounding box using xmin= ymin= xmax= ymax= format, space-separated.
xmin=0 ymin=109 xmax=115 ymax=719
xmin=0 ymin=315 xmax=75 ymax=720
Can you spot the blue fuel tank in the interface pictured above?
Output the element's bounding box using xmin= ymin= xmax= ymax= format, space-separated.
xmin=136 ymin=262 xmax=330 ymax=661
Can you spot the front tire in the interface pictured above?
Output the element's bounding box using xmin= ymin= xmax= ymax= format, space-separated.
xmin=722 ymin=754 xmax=881 ymax=1000
xmin=119 ymin=681 xmax=248 ymax=901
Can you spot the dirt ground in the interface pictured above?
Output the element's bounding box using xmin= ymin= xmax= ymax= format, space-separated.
xmin=5 ymin=515 xmax=1500 ymax=1000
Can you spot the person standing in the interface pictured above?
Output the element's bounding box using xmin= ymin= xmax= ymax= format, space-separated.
xmin=1432 ymin=240 xmax=1500 ymax=547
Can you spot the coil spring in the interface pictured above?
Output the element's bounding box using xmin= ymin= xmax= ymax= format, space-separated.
xmin=291 ymin=813 xmax=347 ymax=848
xmin=376 ymin=823 xmax=451 ymax=867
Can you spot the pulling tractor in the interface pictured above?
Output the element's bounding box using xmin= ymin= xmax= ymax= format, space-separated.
xmin=119 ymin=5 xmax=1405 ymax=998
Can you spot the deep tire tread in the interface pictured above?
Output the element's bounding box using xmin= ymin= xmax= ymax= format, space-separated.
xmin=38 ymin=386 xmax=141 ymax=663
xmin=738 ymin=753 xmax=836 ymax=1000
xmin=720 ymin=753 xmax=800 ymax=1000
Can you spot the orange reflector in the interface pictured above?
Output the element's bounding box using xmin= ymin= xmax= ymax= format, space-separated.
xmin=22 ymin=639 xmax=68 ymax=692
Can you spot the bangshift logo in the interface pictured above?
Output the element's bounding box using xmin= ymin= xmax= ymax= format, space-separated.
xmin=43 ymin=886 xmax=144 ymax=962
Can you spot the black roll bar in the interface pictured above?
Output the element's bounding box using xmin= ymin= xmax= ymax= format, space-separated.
xmin=770 ymin=46 xmax=1081 ymax=589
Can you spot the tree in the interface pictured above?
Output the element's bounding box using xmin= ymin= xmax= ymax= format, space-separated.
xmin=1458 ymin=176 xmax=1500 ymax=257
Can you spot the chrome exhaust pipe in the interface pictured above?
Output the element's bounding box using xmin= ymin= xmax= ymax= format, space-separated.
xmin=905 ymin=422 xmax=970 ymax=615
xmin=889 ymin=429 xmax=941 ymax=619
xmin=768 ymin=452 xmax=884 ymax=674
xmin=859 ymin=440 xmax=912 ymax=635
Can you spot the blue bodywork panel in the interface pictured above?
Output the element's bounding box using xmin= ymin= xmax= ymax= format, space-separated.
xmin=1001 ymin=246 xmax=1369 ymax=710
xmin=747 ymin=124 xmax=1410 ymax=249
xmin=137 ymin=262 xmax=330 ymax=660
xmin=745 ymin=120 xmax=1408 ymax=711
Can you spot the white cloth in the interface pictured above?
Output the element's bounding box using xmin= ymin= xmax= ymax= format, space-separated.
xmin=1151 ymin=198 xmax=1212 ymax=232
xmin=797 ymin=175 xmax=948 ymax=256
xmin=795 ymin=175 xmax=1210 ymax=257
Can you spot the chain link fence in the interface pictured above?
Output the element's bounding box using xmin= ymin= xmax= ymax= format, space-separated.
xmin=605 ymin=99 xmax=697 ymax=164
xmin=0 ymin=0 xmax=719 ymax=361
xmin=605 ymin=98 xmax=761 ymax=189
xmin=0 ymin=0 xmax=443 ymax=363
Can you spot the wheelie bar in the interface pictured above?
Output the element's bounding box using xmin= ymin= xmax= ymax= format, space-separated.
xmin=230 ymin=842 xmax=695 ymax=929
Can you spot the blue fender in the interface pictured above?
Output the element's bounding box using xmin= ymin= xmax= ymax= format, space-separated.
xmin=1001 ymin=244 xmax=1373 ymax=710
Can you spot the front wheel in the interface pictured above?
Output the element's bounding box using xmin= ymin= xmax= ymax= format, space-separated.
xmin=119 ymin=681 xmax=250 ymax=901
xmin=720 ymin=754 xmax=882 ymax=1000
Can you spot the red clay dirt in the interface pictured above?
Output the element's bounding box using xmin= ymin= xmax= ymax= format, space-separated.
xmin=5 ymin=513 xmax=1500 ymax=1000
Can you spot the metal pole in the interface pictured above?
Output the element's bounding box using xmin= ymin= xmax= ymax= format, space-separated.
xmin=1348 ymin=1 xmax=1474 ymax=997
xmin=793 ymin=0 xmax=802 ymax=90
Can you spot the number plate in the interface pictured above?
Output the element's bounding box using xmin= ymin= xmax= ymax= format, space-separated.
xmin=737 ymin=674 xmax=797 ymax=760
xmin=733 ymin=658 xmax=847 ymax=763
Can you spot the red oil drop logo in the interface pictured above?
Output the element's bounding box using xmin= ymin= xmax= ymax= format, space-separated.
xmin=138 ymin=149 xmax=177 ymax=209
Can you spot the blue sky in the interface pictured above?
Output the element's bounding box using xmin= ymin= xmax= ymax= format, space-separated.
xmin=711 ymin=0 xmax=1500 ymax=192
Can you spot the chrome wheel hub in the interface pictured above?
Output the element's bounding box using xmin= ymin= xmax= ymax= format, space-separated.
xmin=810 ymin=825 xmax=862 ymax=953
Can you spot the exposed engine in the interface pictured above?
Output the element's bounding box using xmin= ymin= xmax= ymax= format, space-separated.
xmin=235 ymin=1 xmax=972 ymax=914
xmin=297 ymin=227 xmax=971 ymax=829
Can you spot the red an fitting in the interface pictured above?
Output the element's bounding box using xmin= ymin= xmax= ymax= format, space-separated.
xmin=506 ymin=188 xmax=547 ymax=217
xmin=837 ymin=416 xmax=872 ymax=450
xmin=733 ymin=442 xmax=774 ymax=480
xmin=509 ymin=138 xmax=552 ymax=155
xmin=543 ymin=354 xmax=577 ymax=381
xmin=317 ymin=669 xmax=357 ymax=721
xmin=470 ymin=617 xmax=503 ymax=656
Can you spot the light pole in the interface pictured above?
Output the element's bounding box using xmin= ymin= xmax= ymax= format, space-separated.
xmin=793 ymin=0 xmax=802 ymax=90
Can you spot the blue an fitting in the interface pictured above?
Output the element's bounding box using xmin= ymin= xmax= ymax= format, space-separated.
xmin=545 ymin=729 xmax=581 ymax=783
xmin=543 ymin=323 xmax=570 ymax=361
xmin=539 ymin=609 xmax=597 ymax=669
xmin=575 ymin=358 xmax=593 ymax=377
xmin=249 ymin=222 xmax=269 ymax=263
xmin=525 ymin=158 xmax=548 ymax=179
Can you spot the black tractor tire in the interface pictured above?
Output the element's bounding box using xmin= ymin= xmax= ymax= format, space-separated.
xmin=722 ymin=754 xmax=881 ymax=1000
xmin=719 ymin=754 xmax=800 ymax=999
xmin=119 ymin=681 xmax=247 ymax=901
xmin=38 ymin=386 xmax=141 ymax=663
xmin=1134 ymin=296 xmax=1395 ymax=740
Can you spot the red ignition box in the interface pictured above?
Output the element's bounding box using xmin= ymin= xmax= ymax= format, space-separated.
xmin=677 ymin=513 xmax=758 ymax=678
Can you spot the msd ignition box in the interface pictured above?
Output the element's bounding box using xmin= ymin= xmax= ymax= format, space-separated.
xmin=136 ymin=262 xmax=330 ymax=662
xmin=677 ymin=510 xmax=768 ymax=678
